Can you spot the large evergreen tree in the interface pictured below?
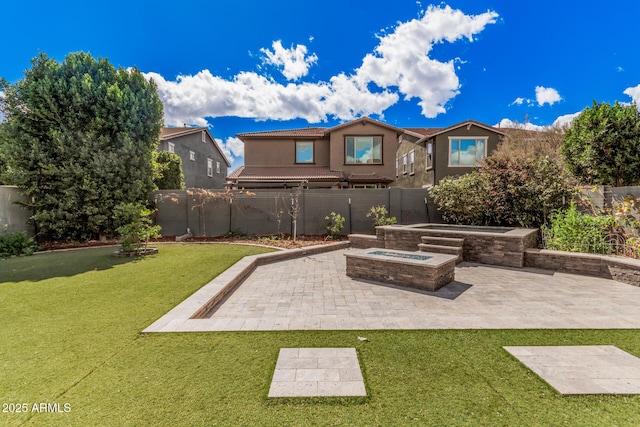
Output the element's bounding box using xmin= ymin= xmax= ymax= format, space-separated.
xmin=561 ymin=101 xmax=640 ymax=186
xmin=0 ymin=52 xmax=164 ymax=241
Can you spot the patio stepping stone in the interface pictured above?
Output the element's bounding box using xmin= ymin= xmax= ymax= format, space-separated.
xmin=268 ymin=348 xmax=366 ymax=397
xmin=504 ymin=345 xmax=640 ymax=394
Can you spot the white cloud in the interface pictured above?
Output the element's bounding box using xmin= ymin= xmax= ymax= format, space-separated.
xmin=510 ymin=97 xmax=528 ymax=106
xmin=623 ymin=84 xmax=640 ymax=104
xmin=494 ymin=118 xmax=547 ymax=131
xmin=216 ymin=136 xmax=244 ymax=163
xmin=495 ymin=111 xmax=580 ymax=130
xmin=535 ymin=86 xmax=562 ymax=106
xmin=552 ymin=112 xmax=580 ymax=127
xmin=144 ymin=5 xmax=498 ymax=126
xmin=260 ymin=40 xmax=318 ymax=81
xmin=356 ymin=5 xmax=499 ymax=117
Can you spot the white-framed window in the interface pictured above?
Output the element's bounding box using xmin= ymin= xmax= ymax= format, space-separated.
xmin=402 ymin=154 xmax=407 ymax=174
xmin=207 ymin=158 xmax=213 ymax=177
xmin=353 ymin=184 xmax=377 ymax=189
xmin=168 ymin=142 xmax=175 ymax=153
xmin=216 ymin=161 xmax=221 ymax=174
xmin=409 ymin=150 xmax=415 ymax=175
xmin=426 ymin=142 xmax=433 ymax=170
xmin=345 ymin=136 xmax=382 ymax=164
xmin=449 ymin=137 xmax=487 ymax=166
xmin=395 ymin=158 xmax=399 ymax=177
xmin=189 ymin=150 xmax=195 ymax=161
xmin=295 ymin=141 xmax=314 ymax=164
xmin=201 ymin=130 xmax=206 ymax=143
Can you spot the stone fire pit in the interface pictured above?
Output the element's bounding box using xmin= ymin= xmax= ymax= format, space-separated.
xmin=345 ymin=248 xmax=456 ymax=292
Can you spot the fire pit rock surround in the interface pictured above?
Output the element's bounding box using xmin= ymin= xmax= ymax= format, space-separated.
xmin=345 ymin=248 xmax=457 ymax=292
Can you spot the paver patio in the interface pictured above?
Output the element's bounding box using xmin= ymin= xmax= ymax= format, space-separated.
xmin=145 ymin=249 xmax=640 ymax=332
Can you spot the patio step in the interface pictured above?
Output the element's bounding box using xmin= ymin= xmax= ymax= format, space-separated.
xmin=421 ymin=236 xmax=464 ymax=247
xmin=418 ymin=244 xmax=463 ymax=264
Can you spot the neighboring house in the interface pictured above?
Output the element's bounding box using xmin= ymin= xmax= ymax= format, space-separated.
xmin=158 ymin=127 xmax=230 ymax=189
xmin=227 ymin=117 xmax=402 ymax=189
xmin=394 ymin=120 xmax=505 ymax=188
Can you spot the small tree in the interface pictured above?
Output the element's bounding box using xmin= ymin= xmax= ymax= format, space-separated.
xmin=561 ymin=101 xmax=640 ymax=186
xmin=286 ymin=184 xmax=303 ymax=242
xmin=366 ymin=206 xmax=397 ymax=228
xmin=325 ymin=212 xmax=345 ymax=239
xmin=114 ymin=202 xmax=162 ymax=255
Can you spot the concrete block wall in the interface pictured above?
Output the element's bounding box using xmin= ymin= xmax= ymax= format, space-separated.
xmin=524 ymin=249 xmax=640 ymax=287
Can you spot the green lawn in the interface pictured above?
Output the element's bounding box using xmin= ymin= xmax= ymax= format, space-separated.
xmin=1 ymin=244 xmax=640 ymax=426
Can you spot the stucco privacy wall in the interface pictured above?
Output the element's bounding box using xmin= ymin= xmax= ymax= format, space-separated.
xmin=153 ymin=188 xmax=440 ymax=237
xmin=0 ymin=186 xmax=34 ymax=236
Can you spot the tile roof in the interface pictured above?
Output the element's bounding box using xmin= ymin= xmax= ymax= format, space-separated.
xmin=404 ymin=127 xmax=442 ymax=137
xmin=237 ymin=128 xmax=327 ymax=138
xmin=345 ymin=172 xmax=394 ymax=183
xmin=227 ymin=166 xmax=344 ymax=182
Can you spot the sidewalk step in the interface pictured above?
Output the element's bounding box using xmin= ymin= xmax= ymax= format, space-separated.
xmin=421 ymin=236 xmax=464 ymax=247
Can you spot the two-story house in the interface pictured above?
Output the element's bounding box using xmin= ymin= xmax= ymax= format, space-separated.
xmin=158 ymin=127 xmax=230 ymax=189
xmin=227 ymin=117 xmax=402 ymax=188
xmin=394 ymin=120 xmax=505 ymax=188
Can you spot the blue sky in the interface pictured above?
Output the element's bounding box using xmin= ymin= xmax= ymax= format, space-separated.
xmin=2 ymin=1 xmax=639 ymax=172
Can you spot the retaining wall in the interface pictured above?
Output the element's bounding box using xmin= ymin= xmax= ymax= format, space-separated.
xmin=525 ymin=249 xmax=640 ymax=287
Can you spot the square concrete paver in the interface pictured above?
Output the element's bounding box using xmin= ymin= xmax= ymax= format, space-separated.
xmin=504 ymin=345 xmax=640 ymax=394
xmin=268 ymin=348 xmax=366 ymax=397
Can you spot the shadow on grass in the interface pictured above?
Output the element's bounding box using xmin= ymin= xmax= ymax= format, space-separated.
xmin=0 ymin=246 xmax=143 ymax=283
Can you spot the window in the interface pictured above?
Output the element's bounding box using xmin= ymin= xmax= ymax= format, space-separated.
xmin=216 ymin=161 xmax=221 ymax=174
xmin=402 ymin=154 xmax=407 ymax=174
xmin=449 ymin=137 xmax=487 ymax=166
xmin=295 ymin=141 xmax=314 ymax=163
xmin=426 ymin=142 xmax=433 ymax=170
xmin=201 ymin=131 xmax=206 ymax=143
xmin=409 ymin=150 xmax=415 ymax=175
xmin=189 ymin=150 xmax=195 ymax=161
xmin=353 ymin=184 xmax=377 ymax=189
xmin=207 ymin=158 xmax=213 ymax=177
xmin=168 ymin=142 xmax=175 ymax=153
xmin=395 ymin=158 xmax=399 ymax=177
xmin=345 ymin=136 xmax=382 ymax=164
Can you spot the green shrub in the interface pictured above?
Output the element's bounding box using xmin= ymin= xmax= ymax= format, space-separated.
xmin=0 ymin=227 xmax=38 ymax=258
xmin=431 ymin=155 xmax=573 ymax=227
xmin=325 ymin=212 xmax=345 ymax=239
xmin=542 ymin=203 xmax=617 ymax=254
xmin=430 ymin=172 xmax=492 ymax=225
xmin=366 ymin=206 xmax=397 ymax=228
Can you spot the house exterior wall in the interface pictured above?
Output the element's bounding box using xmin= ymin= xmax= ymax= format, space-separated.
xmin=433 ymin=124 xmax=502 ymax=185
xmin=244 ymin=137 xmax=330 ymax=166
xmin=328 ymin=121 xmax=397 ymax=183
xmin=394 ymin=123 xmax=503 ymax=188
xmin=394 ymin=135 xmax=434 ymax=188
xmin=158 ymin=130 xmax=228 ymax=188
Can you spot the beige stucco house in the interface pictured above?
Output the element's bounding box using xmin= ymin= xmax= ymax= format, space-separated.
xmin=227 ymin=117 xmax=403 ymax=189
